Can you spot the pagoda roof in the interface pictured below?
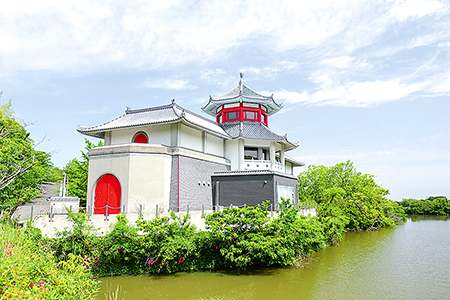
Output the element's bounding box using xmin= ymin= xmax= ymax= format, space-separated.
xmin=77 ymin=100 xmax=229 ymax=139
xmin=202 ymin=73 xmax=283 ymax=117
xmin=221 ymin=121 xmax=298 ymax=151
xmin=78 ymin=101 xmax=298 ymax=151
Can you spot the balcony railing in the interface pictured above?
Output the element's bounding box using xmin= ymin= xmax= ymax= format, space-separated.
xmin=243 ymin=159 xmax=284 ymax=172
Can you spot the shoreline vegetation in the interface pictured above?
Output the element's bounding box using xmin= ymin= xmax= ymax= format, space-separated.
xmin=399 ymin=196 xmax=450 ymax=216
xmin=1 ymin=161 xmax=408 ymax=299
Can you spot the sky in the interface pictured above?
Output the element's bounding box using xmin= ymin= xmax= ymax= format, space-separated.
xmin=1 ymin=0 xmax=449 ymax=201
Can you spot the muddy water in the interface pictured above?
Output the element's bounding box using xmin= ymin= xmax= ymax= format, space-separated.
xmin=97 ymin=216 xmax=450 ymax=299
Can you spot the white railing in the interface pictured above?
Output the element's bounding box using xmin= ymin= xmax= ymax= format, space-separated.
xmin=243 ymin=159 xmax=284 ymax=172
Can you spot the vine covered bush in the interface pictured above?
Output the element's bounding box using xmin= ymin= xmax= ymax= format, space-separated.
xmin=0 ymin=221 xmax=99 ymax=299
xmin=44 ymin=203 xmax=330 ymax=277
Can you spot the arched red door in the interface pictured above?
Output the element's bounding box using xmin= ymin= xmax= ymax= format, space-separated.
xmin=94 ymin=174 xmax=121 ymax=215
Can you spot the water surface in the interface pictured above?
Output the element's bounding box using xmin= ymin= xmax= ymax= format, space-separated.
xmin=97 ymin=216 xmax=450 ymax=299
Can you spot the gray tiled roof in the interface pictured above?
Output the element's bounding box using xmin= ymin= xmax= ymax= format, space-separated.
xmin=78 ymin=102 xmax=298 ymax=150
xmin=77 ymin=101 xmax=228 ymax=138
xmin=202 ymin=74 xmax=283 ymax=117
xmin=211 ymin=82 xmax=272 ymax=101
xmin=221 ymin=121 xmax=298 ymax=150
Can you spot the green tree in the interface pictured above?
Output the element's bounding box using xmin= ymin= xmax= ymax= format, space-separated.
xmin=63 ymin=138 xmax=103 ymax=207
xmin=399 ymin=197 xmax=450 ymax=215
xmin=0 ymin=101 xmax=55 ymax=216
xmin=298 ymin=161 xmax=406 ymax=231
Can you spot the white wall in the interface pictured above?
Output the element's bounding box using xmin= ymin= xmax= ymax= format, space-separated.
xmin=206 ymin=134 xmax=224 ymax=157
xmin=86 ymin=150 xmax=172 ymax=215
xmin=285 ymin=162 xmax=293 ymax=175
xmin=180 ymin=124 xmax=202 ymax=152
xmin=225 ymin=139 xmax=240 ymax=170
xmin=110 ymin=124 xmax=172 ymax=145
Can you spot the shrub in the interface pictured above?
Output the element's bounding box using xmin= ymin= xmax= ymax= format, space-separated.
xmin=0 ymin=221 xmax=98 ymax=299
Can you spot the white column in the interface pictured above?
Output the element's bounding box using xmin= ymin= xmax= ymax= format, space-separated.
xmin=270 ymin=142 xmax=276 ymax=170
xmin=238 ymin=139 xmax=245 ymax=170
xmin=202 ymin=132 xmax=207 ymax=153
xmin=280 ymin=144 xmax=285 ymax=172
xmin=257 ymin=148 xmax=263 ymax=160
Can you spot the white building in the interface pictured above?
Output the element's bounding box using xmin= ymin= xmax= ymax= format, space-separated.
xmin=78 ymin=74 xmax=303 ymax=215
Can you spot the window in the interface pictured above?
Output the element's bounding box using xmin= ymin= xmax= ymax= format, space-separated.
xmin=133 ymin=132 xmax=148 ymax=143
xmin=227 ymin=111 xmax=239 ymax=121
xmin=245 ymin=111 xmax=257 ymax=120
xmin=244 ymin=147 xmax=258 ymax=160
xmin=277 ymin=185 xmax=294 ymax=205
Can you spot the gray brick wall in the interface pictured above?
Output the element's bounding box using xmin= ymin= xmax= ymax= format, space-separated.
xmin=170 ymin=155 xmax=229 ymax=211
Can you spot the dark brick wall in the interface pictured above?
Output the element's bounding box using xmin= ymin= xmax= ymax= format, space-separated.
xmin=211 ymin=172 xmax=298 ymax=208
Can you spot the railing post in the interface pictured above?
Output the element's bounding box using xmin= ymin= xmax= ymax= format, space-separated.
xmin=30 ymin=206 xmax=33 ymax=220
xmin=122 ymin=205 xmax=126 ymax=215
xmin=139 ymin=204 xmax=143 ymax=220
xmin=201 ymin=204 xmax=205 ymax=218
xmin=69 ymin=205 xmax=72 ymax=212
xmin=50 ymin=205 xmax=53 ymax=222
xmin=88 ymin=205 xmax=91 ymax=221
xmin=105 ymin=205 xmax=109 ymax=221
xmin=156 ymin=204 xmax=159 ymax=219
xmin=187 ymin=205 xmax=190 ymax=216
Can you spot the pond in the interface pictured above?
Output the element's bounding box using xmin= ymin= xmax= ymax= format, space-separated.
xmin=97 ymin=216 xmax=450 ymax=299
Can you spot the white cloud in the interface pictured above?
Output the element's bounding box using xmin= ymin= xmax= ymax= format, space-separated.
xmin=389 ymin=0 xmax=447 ymax=21
xmin=240 ymin=67 xmax=279 ymax=79
xmin=0 ymin=0 xmax=406 ymax=74
xmin=141 ymin=78 xmax=196 ymax=90
xmin=277 ymin=78 xmax=424 ymax=107
xmin=201 ymin=69 xmax=227 ymax=82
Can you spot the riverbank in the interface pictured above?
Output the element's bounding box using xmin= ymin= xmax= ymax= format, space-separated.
xmin=97 ymin=216 xmax=450 ymax=300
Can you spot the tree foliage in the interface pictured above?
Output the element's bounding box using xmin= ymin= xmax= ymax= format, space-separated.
xmin=399 ymin=197 xmax=450 ymax=215
xmin=0 ymin=101 xmax=55 ymax=216
xmin=63 ymin=138 xmax=103 ymax=207
xmin=298 ymin=161 xmax=406 ymax=231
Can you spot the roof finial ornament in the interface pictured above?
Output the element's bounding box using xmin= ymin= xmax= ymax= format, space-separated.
xmin=172 ymin=99 xmax=176 ymax=104
xmin=181 ymin=109 xmax=185 ymax=117
xmin=239 ymin=72 xmax=244 ymax=95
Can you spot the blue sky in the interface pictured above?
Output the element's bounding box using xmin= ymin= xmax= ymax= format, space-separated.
xmin=1 ymin=0 xmax=449 ymax=200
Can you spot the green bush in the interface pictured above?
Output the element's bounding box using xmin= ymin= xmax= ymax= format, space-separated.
xmin=0 ymin=221 xmax=99 ymax=299
xmin=205 ymin=201 xmax=326 ymax=268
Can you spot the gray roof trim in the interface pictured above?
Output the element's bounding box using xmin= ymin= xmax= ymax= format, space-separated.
xmin=212 ymin=169 xmax=297 ymax=179
xmin=284 ymin=154 xmax=305 ymax=167
xmin=221 ymin=121 xmax=298 ymax=150
xmin=77 ymin=102 xmax=230 ymax=139
xmin=48 ymin=197 xmax=80 ymax=202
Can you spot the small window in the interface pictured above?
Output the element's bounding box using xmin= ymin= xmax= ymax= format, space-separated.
xmin=244 ymin=147 xmax=258 ymax=160
xmin=133 ymin=132 xmax=148 ymax=143
xmin=227 ymin=111 xmax=239 ymax=121
xmin=245 ymin=111 xmax=256 ymax=120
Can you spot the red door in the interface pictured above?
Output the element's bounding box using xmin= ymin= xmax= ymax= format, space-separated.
xmin=94 ymin=174 xmax=121 ymax=215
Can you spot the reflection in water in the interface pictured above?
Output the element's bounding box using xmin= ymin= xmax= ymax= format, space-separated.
xmin=97 ymin=217 xmax=450 ymax=300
